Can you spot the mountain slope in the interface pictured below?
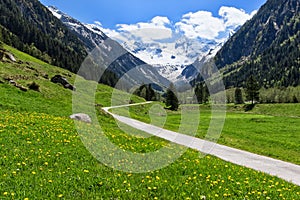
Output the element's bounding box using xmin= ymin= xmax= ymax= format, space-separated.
xmin=0 ymin=0 xmax=87 ymax=72
xmin=47 ymin=6 xmax=170 ymax=90
xmin=213 ymin=0 xmax=300 ymax=88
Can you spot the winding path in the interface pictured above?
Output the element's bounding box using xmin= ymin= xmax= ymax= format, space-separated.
xmin=103 ymin=102 xmax=300 ymax=186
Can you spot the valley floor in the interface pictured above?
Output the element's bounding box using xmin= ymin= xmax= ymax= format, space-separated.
xmin=105 ymin=102 xmax=300 ymax=186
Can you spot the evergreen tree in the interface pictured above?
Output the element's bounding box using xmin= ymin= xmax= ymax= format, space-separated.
xmin=202 ymin=84 xmax=209 ymax=104
xmin=293 ymin=95 xmax=298 ymax=103
xmin=234 ymin=88 xmax=244 ymax=104
xmin=0 ymin=31 xmax=3 ymax=49
xmin=133 ymin=84 xmax=157 ymax=101
xmin=146 ymin=84 xmax=156 ymax=101
xmin=195 ymin=83 xmax=203 ymax=104
xmin=194 ymin=82 xmax=209 ymax=104
xmin=245 ymin=75 xmax=260 ymax=104
xmin=165 ymin=83 xmax=179 ymax=111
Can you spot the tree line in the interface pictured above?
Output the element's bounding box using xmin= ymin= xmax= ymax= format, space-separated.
xmin=0 ymin=0 xmax=87 ymax=73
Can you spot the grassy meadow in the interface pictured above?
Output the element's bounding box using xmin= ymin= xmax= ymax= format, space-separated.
xmin=112 ymin=103 xmax=300 ymax=165
xmin=0 ymin=45 xmax=300 ymax=199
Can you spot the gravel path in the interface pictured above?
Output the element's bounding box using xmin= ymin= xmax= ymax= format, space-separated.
xmin=103 ymin=102 xmax=300 ymax=186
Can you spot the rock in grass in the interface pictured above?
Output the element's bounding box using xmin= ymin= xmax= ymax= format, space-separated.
xmin=0 ymin=50 xmax=16 ymax=62
xmin=70 ymin=113 xmax=92 ymax=123
xmin=51 ymin=75 xmax=76 ymax=91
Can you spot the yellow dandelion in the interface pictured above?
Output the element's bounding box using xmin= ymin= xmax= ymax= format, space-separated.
xmin=57 ymin=194 xmax=63 ymax=198
xmin=3 ymin=192 xmax=8 ymax=196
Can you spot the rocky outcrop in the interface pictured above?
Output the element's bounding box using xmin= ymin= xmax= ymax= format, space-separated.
xmin=0 ymin=50 xmax=16 ymax=62
xmin=51 ymin=75 xmax=75 ymax=91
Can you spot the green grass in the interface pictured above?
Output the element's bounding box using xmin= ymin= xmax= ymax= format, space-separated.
xmin=0 ymin=45 xmax=144 ymax=115
xmin=0 ymin=45 xmax=300 ymax=199
xmin=1 ymin=110 xmax=300 ymax=199
xmin=112 ymin=103 xmax=300 ymax=165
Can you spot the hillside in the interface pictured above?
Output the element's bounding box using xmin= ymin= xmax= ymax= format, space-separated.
xmin=213 ymin=0 xmax=300 ymax=88
xmin=0 ymin=45 xmax=300 ymax=199
xmin=47 ymin=6 xmax=171 ymax=90
xmin=0 ymin=0 xmax=87 ymax=73
xmin=191 ymin=0 xmax=299 ymax=89
xmin=0 ymin=44 xmax=144 ymax=115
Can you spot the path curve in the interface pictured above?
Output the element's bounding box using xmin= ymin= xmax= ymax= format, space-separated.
xmin=103 ymin=102 xmax=300 ymax=186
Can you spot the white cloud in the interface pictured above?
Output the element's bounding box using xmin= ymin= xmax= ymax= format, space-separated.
xmin=92 ymin=6 xmax=257 ymax=64
xmin=100 ymin=6 xmax=256 ymax=42
xmin=116 ymin=16 xmax=173 ymax=41
xmin=219 ymin=6 xmax=255 ymax=27
xmin=175 ymin=11 xmax=225 ymax=40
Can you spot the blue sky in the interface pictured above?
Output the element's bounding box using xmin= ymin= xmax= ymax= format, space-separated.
xmin=40 ymin=0 xmax=267 ymax=65
xmin=40 ymin=0 xmax=266 ymax=29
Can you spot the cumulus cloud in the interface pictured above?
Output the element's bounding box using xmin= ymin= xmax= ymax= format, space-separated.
xmin=116 ymin=16 xmax=173 ymax=42
xmin=219 ymin=6 xmax=256 ymax=27
xmin=175 ymin=11 xmax=225 ymax=40
xmin=100 ymin=6 xmax=256 ymax=43
xmin=92 ymin=6 xmax=257 ymax=65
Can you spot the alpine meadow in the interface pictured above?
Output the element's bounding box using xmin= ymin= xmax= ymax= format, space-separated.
xmin=0 ymin=0 xmax=300 ymax=199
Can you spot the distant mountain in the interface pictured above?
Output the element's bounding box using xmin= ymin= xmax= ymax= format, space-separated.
xmin=48 ymin=6 xmax=170 ymax=89
xmin=0 ymin=0 xmax=87 ymax=72
xmin=212 ymin=0 xmax=300 ymax=88
xmin=120 ymin=35 xmax=218 ymax=66
xmin=47 ymin=6 xmax=108 ymax=51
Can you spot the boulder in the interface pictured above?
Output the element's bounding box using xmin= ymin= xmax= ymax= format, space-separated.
xmin=51 ymin=75 xmax=76 ymax=91
xmin=70 ymin=113 xmax=92 ymax=123
xmin=0 ymin=50 xmax=16 ymax=62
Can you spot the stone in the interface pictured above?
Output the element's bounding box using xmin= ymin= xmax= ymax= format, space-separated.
xmin=51 ymin=75 xmax=76 ymax=91
xmin=70 ymin=113 xmax=92 ymax=123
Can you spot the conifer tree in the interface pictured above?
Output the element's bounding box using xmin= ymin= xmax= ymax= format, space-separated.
xmin=245 ymin=75 xmax=260 ymax=105
xmin=234 ymin=88 xmax=244 ymax=104
xmin=165 ymin=83 xmax=179 ymax=111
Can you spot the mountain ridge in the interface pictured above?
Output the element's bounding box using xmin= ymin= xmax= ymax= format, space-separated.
xmin=213 ymin=0 xmax=300 ymax=88
xmin=47 ymin=6 xmax=171 ymax=90
xmin=0 ymin=0 xmax=87 ymax=72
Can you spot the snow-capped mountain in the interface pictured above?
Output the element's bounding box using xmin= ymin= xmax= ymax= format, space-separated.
xmin=86 ymin=18 xmax=243 ymax=85
xmin=48 ymin=6 xmax=249 ymax=88
xmin=48 ymin=6 xmax=107 ymax=50
xmin=47 ymin=6 xmax=170 ymax=90
xmin=120 ymin=35 xmax=218 ymax=66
